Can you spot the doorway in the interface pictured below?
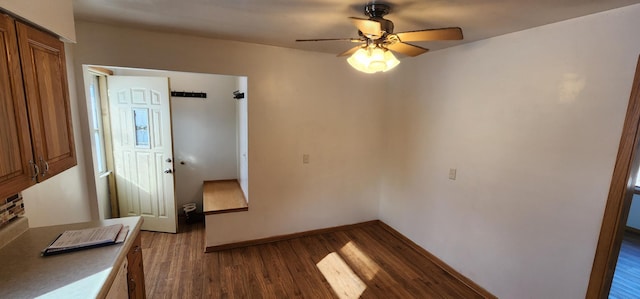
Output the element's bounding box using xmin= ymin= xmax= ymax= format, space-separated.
xmin=609 ymin=225 xmax=640 ymax=297
xmin=82 ymin=65 xmax=249 ymax=233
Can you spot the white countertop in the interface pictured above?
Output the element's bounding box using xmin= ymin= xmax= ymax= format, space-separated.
xmin=0 ymin=217 xmax=142 ymax=299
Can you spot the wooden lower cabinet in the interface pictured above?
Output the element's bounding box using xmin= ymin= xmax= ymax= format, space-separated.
xmin=106 ymin=259 xmax=129 ymax=299
xmin=126 ymin=233 xmax=146 ymax=299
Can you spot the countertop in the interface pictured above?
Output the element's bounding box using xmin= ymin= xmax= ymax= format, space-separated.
xmin=0 ymin=216 xmax=142 ymax=299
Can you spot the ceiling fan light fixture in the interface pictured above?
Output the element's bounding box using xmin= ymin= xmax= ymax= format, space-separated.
xmin=296 ymin=3 xmax=463 ymax=74
xmin=347 ymin=46 xmax=399 ymax=74
xmin=383 ymin=49 xmax=400 ymax=71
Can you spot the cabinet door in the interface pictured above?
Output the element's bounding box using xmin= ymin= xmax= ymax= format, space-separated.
xmin=106 ymin=258 xmax=129 ymax=299
xmin=0 ymin=14 xmax=35 ymax=199
xmin=16 ymin=21 xmax=76 ymax=181
xmin=127 ymin=233 xmax=147 ymax=299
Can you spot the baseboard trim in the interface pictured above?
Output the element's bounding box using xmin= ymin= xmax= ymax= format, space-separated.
xmin=626 ymin=226 xmax=640 ymax=235
xmin=377 ymin=220 xmax=497 ymax=299
xmin=205 ymin=220 xmax=379 ymax=252
xmin=205 ymin=219 xmax=496 ymax=298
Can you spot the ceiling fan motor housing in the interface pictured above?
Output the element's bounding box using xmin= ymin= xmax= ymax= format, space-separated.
xmin=365 ymin=3 xmax=394 ymax=34
xmin=365 ymin=3 xmax=390 ymax=18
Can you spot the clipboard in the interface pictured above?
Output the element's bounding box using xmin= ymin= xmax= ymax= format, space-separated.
xmin=41 ymin=225 xmax=129 ymax=256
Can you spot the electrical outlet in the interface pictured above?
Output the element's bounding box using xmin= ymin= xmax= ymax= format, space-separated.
xmin=449 ymin=168 xmax=457 ymax=180
xmin=303 ymin=154 xmax=310 ymax=164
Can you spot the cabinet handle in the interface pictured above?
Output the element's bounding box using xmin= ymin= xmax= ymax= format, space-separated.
xmin=29 ymin=160 xmax=39 ymax=181
xmin=40 ymin=157 xmax=49 ymax=176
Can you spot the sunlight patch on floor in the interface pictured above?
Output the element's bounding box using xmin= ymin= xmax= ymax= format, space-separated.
xmin=317 ymin=252 xmax=366 ymax=299
xmin=339 ymin=241 xmax=381 ymax=280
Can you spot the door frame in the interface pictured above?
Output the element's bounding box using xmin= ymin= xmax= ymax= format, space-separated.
xmin=87 ymin=66 xmax=119 ymax=218
xmin=587 ymin=55 xmax=640 ymax=298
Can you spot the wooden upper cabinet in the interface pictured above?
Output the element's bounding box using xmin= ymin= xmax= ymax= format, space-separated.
xmin=0 ymin=13 xmax=76 ymax=199
xmin=16 ymin=21 xmax=76 ymax=181
xmin=0 ymin=14 xmax=35 ymax=199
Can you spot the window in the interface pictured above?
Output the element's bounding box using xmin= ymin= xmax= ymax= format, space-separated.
xmin=133 ymin=108 xmax=150 ymax=148
xmin=89 ymin=75 xmax=108 ymax=174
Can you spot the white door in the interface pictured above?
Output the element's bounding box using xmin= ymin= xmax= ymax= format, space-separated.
xmin=107 ymin=76 xmax=177 ymax=233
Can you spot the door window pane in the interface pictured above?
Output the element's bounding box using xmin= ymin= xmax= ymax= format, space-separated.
xmin=133 ymin=108 xmax=150 ymax=148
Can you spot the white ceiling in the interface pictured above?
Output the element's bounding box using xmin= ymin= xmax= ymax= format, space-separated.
xmin=73 ymin=0 xmax=640 ymax=55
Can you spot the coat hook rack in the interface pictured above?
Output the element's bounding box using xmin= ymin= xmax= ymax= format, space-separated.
xmin=171 ymin=91 xmax=207 ymax=98
xmin=233 ymin=90 xmax=245 ymax=100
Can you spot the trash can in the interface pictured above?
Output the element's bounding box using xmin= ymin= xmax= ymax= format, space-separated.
xmin=183 ymin=203 xmax=197 ymax=224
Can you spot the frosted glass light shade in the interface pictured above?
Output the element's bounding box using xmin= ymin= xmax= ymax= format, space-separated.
xmin=347 ymin=47 xmax=400 ymax=74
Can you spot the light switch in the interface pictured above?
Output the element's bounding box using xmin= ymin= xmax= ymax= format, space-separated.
xmin=449 ymin=168 xmax=457 ymax=180
xmin=303 ymin=154 xmax=310 ymax=164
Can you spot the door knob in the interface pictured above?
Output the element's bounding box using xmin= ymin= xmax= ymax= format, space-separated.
xmin=164 ymin=169 xmax=173 ymax=174
xmin=166 ymin=158 xmax=172 ymax=163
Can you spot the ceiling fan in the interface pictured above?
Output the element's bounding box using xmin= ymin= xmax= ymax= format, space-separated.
xmin=296 ymin=3 xmax=463 ymax=73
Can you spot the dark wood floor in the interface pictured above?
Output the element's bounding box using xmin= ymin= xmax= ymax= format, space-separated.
xmin=140 ymin=220 xmax=485 ymax=298
xmin=609 ymin=231 xmax=640 ymax=299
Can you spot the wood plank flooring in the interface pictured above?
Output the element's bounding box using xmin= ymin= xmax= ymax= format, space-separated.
xmin=609 ymin=231 xmax=640 ymax=299
xmin=140 ymin=221 xmax=486 ymax=298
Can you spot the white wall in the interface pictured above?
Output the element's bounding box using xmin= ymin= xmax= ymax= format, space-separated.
xmin=236 ymin=77 xmax=249 ymax=199
xmin=106 ymin=68 xmax=240 ymax=212
xmin=381 ymin=5 xmax=640 ymax=299
xmin=71 ymin=21 xmax=384 ymax=247
xmin=22 ymin=44 xmax=93 ymax=227
xmin=0 ymin=0 xmax=75 ymax=42
xmin=629 ymin=194 xmax=640 ymax=229
xmin=169 ymin=72 xmax=238 ymax=209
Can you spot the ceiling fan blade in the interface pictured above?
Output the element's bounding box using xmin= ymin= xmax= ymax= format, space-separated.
xmin=337 ymin=46 xmax=363 ymax=57
xmin=296 ymin=38 xmax=362 ymax=42
xmin=396 ymin=27 xmax=463 ymax=42
xmin=386 ymin=42 xmax=429 ymax=57
xmin=349 ymin=17 xmax=382 ymax=38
